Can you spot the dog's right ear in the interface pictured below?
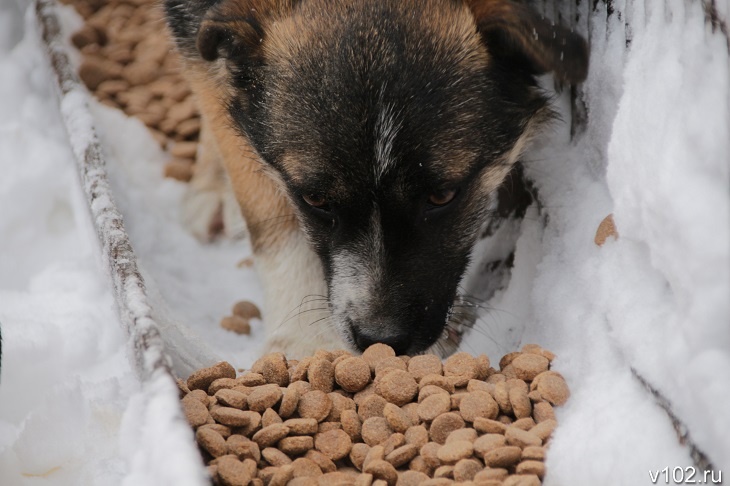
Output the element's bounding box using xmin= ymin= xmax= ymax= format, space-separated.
xmin=196 ymin=0 xmax=295 ymax=62
xmin=467 ymin=0 xmax=589 ymax=83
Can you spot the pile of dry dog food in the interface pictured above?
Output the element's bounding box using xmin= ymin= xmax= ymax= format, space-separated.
xmin=180 ymin=343 xmax=569 ymax=486
xmin=63 ymin=0 xmax=199 ymax=182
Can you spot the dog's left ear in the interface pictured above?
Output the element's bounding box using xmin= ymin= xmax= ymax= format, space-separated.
xmin=196 ymin=16 xmax=262 ymax=62
xmin=467 ymin=0 xmax=589 ymax=83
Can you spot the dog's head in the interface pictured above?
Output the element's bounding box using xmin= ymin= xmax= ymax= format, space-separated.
xmin=186 ymin=0 xmax=587 ymax=354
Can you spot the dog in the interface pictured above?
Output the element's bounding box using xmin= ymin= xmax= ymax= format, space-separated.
xmin=164 ymin=0 xmax=588 ymax=357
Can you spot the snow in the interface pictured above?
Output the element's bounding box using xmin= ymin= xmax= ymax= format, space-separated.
xmin=0 ymin=4 xmax=138 ymax=483
xmin=605 ymin=0 xmax=730 ymax=466
xmin=0 ymin=2 xmax=205 ymax=485
xmin=0 ymin=0 xmax=728 ymax=485
xmin=462 ymin=0 xmax=730 ymax=480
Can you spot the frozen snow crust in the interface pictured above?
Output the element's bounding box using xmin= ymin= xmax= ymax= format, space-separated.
xmin=0 ymin=0 xmax=727 ymax=484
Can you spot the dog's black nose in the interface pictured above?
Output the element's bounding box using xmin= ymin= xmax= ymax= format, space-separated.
xmin=354 ymin=329 xmax=411 ymax=355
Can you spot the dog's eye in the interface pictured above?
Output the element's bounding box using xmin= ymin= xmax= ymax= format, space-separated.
xmin=427 ymin=189 xmax=457 ymax=208
xmin=302 ymin=193 xmax=329 ymax=210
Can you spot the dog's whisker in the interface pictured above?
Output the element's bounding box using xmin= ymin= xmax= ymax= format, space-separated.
xmin=278 ymin=294 xmax=330 ymax=323
xmin=453 ymin=291 xmax=519 ymax=322
xmin=448 ymin=311 xmax=490 ymax=342
xmin=299 ymin=296 xmax=329 ymax=305
xmin=308 ymin=314 xmax=332 ymax=328
xmin=278 ymin=306 xmax=331 ymax=328
xmin=304 ymin=316 xmax=333 ymax=335
xmin=450 ymin=310 xmax=508 ymax=351
xmin=291 ymin=307 xmax=333 ymax=337
xmin=446 ymin=328 xmax=461 ymax=348
xmin=455 ymin=288 xmax=489 ymax=306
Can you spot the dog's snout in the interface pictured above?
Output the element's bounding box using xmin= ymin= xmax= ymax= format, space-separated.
xmin=352 ymin=328 xmax=410 ymax=355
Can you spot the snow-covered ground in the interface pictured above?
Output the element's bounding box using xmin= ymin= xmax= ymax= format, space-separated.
xmin=0 ymin=0 xmax=728 ymax=484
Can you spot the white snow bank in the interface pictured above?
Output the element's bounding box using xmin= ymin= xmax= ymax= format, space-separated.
xmin=0 ymin=3 xmax=206 ymax=485
xmin=464 ymin=0 xmax=730 ymax=482
xmin=0 ymin=5 xmax=137 ymax=483
xmin=606 ymin=0 xmax=730 ymax=467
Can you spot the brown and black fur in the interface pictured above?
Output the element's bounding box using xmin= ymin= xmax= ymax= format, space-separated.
xmin=164 ymin=0 xmax=588 ymax=356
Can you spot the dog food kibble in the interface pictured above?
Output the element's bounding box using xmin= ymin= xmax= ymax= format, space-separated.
xmin=182 ymin=344 xmax=568 ymax=484
xmin=335 ymin=357 xmax=373 ymax=392
xmin=361 ymin=343 xmax=396 ymax=370
xmin=217 ymin=456 xmax=257 ymax=486
xmin=443 ymin=352 xmax=479 ymax=386
xmin=534 ymin=373 xmax=571 ymax=406
xmin=308 ymin=359 xmax=335 ymax=392
xmin=196 ymin=427 xmax=228 ymax=458
xmin=247 ymin=384 xmax=283 ymax=412
xmin=459 ymin=391 xmax=499 ymax=422
xmin=383 ymin=403 xmax=411 ymax=433
xmin=376 ymin=370 xmax=417 ymax=406
xmin=511 ymin=353 xmax=550 ymax=382
xmin=315 ymin=429 xmax=353 ymax=461
xmin=220 ymin=315 xmax=251 ymax=336
xmin=407 ymin=354 xmax=443 ymax=381
xmin=595 ymin=213 xmax=619 ymax=246
xmin=430 ymin=412 xmax=467 ymax=444
xmin=182 ymin=395 xmax=210 ymax=427
xmin=298 ymin=390 xmax=332 ymax=422
xmin=362 ymin=417 xmax=395 ymax=446
xmin=219 ymin=301 xmax=261 ymax=336
xmin=162 ymin=158 xmax=194 ymax=182
xmin=232 ymin=300 xmax=262 ymax=320
xmin=187 ymin=361 xmax=236 ymax=391
xmin=64 ymin=0 xmax=203 ymax=181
